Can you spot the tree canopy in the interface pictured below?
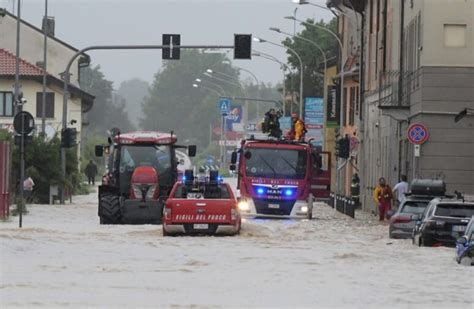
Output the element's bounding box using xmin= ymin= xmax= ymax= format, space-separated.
xmin=283 ymin=18 xmax=338 ymax=99
xmin=141 ymin=50 xmax=242 ymax=147
xmin=80 ymin=65 xmax=135 ymax=134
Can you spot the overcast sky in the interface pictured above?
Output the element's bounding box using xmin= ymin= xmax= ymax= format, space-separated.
xmin=2 ymin=0 xmax=333 ymax=88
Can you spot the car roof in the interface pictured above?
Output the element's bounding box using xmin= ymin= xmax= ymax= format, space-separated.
xmin=404 ymin=196 xmax=433 ymax=202
xmin=430 ymin=197 xmax=474 ymax=206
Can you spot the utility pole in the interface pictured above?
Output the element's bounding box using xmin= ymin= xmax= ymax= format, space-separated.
xmin=41 ymin=0 xmax=48 ymax=133
xmin=13 ymin=0 xmax=25 ymax=228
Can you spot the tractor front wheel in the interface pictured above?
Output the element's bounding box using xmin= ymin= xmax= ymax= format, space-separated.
xmin=99 ymin=194 xmax=121 ymax=224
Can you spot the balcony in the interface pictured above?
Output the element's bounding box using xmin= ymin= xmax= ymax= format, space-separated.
xmin=378 ymin=69 xmax=420 ymax=109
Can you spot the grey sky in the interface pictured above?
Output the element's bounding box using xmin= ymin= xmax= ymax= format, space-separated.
xmin=2 ymin=0 xmax=333 ymax=88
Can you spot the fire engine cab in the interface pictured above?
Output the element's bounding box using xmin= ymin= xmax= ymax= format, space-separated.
xmin=162 ymin=170 xmax=241 ymax=236
xmin=230 ymin=137 xmax=331 ymax=219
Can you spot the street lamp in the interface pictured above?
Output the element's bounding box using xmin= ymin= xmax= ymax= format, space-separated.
xmin=192 ymin=83 xmax=222 ymax=96
xmin=285 ymin=16 xmax=343 ymax=128
xmin=269 ymin=26 xmax=328 ymax=149
xmin=252 ymin=51 xmax=294 ymax=115
xmin=286 ymin=15 xmax=346 ymax=200
xmin=195 ymin=77 xmax=226 ymax=95
xmin=221 ymin=61 xmax=262 ymax=119
xmin=292 ymin=0 xmax=359 ymax=28
xmin=253 ymin=36 xmax=304 ymax=119
xmin=203 ymin=71 xmax=241 ymax=88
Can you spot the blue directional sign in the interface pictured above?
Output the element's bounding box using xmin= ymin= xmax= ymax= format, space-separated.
xmin=218 ymin=98 xmax=231 ymax=114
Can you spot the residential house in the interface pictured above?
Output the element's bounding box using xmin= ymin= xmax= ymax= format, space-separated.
xmin=0 ymin=10 xmax=94 ymax=157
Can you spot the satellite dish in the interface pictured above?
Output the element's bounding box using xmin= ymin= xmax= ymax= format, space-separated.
xmin=45 ymin=125 xmax=56 ymax=141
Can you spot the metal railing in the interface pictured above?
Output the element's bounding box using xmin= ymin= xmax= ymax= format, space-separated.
xmin=378 ymin=69 xmax=421 ymax=108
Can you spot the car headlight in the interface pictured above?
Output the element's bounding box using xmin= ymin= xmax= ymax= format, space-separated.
xmin=301 ymin=206 xmax=308 ymax=213
xmin=238 ymin=201 xmax=250 ymax=211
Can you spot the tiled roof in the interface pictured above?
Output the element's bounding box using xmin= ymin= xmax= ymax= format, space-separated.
xmin=0 ymin=48 xmax=95 ymax=105
xmin=0 ymin=48 xmax=48 ymax=77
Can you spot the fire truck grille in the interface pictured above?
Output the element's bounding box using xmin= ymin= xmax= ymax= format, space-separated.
xmin=253 ymin=199 xmax=296 ymax=216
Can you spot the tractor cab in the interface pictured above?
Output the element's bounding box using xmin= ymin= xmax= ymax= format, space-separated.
xmin=95 ymin=129 xmax=196 ymax=224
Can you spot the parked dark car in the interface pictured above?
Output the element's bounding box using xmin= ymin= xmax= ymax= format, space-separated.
xmin=413 ymin=198 xmax=474 ymax=247
xmin=389 ymin=179 xmax=446 ymax=239
xmin=456 ymin=216 xmax=474 ymax=265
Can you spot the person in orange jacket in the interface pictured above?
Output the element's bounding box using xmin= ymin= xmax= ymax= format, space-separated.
xmin=373 ymin=177 xmax=393 ymax=221
xmin=290 ymin=113 xmax=306 ymax=141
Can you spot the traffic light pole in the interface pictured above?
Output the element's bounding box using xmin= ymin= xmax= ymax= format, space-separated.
xmin=59 ymin=44 xmax=234 ymax=204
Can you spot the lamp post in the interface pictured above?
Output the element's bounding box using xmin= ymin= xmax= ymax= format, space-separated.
xmin=269 ymin=27 xmax=328 ymax=149
xmin=218 ymin=62 xmax=262 ymax=121
xmin=254 ymin=37 xmax=304 ymax=119
xmin=40 ymin=0 xmax=51 ymax=134
xmin=203 ymin=71 xmax=241 ymax=88
xmin=252 ymin=51 xmax=291 ymax=115
xmin=286 ymin=16 xmax=346 ymax=200
xmin=192 ymin=83 xmax=222 ymax=96
xmin=195 ymin=78 xmax=226 ymax=95
xmin=292 ymin=0 xmax=359 ymax=30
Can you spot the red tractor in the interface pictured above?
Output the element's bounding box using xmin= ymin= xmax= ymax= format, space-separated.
xmin=95 ymin=130 xmax=196 ymax=224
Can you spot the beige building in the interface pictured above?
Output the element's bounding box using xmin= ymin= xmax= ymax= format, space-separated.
xmin=0 ymin=10 xmax=93 ymax=156
xmin=329 ymin=0 xmax=474 ymax=211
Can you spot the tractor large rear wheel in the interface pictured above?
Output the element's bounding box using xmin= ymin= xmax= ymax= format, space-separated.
xmin=100 ymin=194 xmax=121 ymax=224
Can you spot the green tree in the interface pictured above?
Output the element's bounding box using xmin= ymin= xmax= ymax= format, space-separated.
xmin=80 ymin=65 xmax=135 ymax=134
xmin=141 ymin=50 xmax=241 ymax=148
xmin=283 ymin=18 xmax=338 ymax=99
xmin=11 ymin=135 xmax=84 ymax=203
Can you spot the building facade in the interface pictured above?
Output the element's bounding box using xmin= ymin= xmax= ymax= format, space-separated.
xmin=0 ymin=10 xmax=93 ymax=157
xmin=328 ymin=0 xmax=474 ymax=211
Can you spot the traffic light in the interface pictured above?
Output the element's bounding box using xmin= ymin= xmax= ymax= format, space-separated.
xmin=340 ymin=137 xmax=350 ymax=159
xmin=61 ymin=128 xmax=77 ymax=148
xmin=234 ymin=34 xmax=252 ymax=59
xmin=335 ymin=137 xmax=350 ymax=159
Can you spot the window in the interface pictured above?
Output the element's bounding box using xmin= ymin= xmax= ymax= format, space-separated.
xmin=0 ymin=92 xmax=14 ymax=117
xmin=36 ymin=92 xmax=55 ymax=118
xmin=444 ymin=24 xmax=466 ymax=47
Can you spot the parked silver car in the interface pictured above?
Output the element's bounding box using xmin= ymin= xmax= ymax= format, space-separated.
xmin=389 ymin=197 xmax=432 ymax=239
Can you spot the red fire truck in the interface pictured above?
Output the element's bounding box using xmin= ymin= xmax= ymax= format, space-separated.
xmin=230 ymin=137 xmax=331 ymax=219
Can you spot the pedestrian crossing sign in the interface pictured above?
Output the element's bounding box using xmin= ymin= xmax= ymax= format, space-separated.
xmin=218 ymin=98 xmax=231 ymax=114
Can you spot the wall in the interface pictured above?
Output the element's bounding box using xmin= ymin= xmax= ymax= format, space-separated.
xmin=0 ymin=13 xmax=82 ymax=85
xmin=0 ymin=79 xmax=83 ymax=155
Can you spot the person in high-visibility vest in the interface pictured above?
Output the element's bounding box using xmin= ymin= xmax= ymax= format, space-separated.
xmin=373 ymin=177 xmax=393 ymax=221
xmin=291 ymin=113 xmax=307 ymax=141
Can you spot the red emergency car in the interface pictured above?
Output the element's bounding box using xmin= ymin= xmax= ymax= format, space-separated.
xmin=162 ymin=171 xmax=241 ymax=236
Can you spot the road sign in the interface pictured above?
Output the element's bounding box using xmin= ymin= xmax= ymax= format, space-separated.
xmin=13 ymin=111 xmax=35 ymax=135
xmin=407 ymin=123 xmax=429 ymax=145
xmin=162 ymin=34 xmax=180 ymax=60
xmin=218 ymin=98 xmax=231 ymax=114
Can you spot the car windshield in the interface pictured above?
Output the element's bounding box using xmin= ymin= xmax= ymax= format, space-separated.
xmin=435 ymin=204 xmax=474 ymax=218
xmin=400 ymin=201 xmax=429 ymax=214
xmin=173 ymin=184 xmax=231 ymax=199
xmin=244 ymin=147 xmax=307 ymax=179
xmin=119 ymin=145 xmax=173 ymax=194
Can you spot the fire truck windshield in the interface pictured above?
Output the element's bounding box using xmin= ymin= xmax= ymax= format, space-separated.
xmin=244 ymin=148 xmax=307 ymax=179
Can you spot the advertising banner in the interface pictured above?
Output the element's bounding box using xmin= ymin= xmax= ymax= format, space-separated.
xmin=225 ymin=105 xmax=242 ymax=131
xmin=326 ymin=85 xmax=340 ymax=127
xmin=304 ymin=97 xmax=324 ymax=147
